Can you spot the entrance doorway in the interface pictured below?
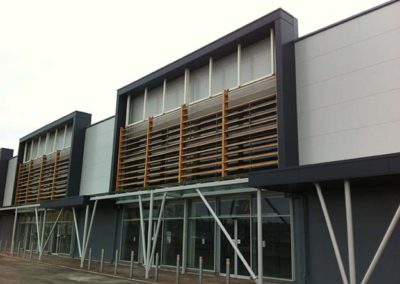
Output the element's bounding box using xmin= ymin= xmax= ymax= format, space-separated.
xmin=220 ymin=218 xmax=251 ymax=277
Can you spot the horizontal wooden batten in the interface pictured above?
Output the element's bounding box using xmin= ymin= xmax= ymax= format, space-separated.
xmin=117 ymin=78 xmax=278 ymax=192
xmin=15 ymin=149 xmax=70 ymax=205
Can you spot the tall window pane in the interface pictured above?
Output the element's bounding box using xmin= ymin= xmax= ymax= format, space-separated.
xmin=46 ymin=132 xmax=55 ymax=154
xmin=189 ymin=65 xmax=209 ymax=103
xmin=240 ymin=37 xmax=271 ymax=84
xmin=31 ymin=139 xmax=39 ymax=159
xmin=128 ymin=93 xmax=144 ymax=124
xmin=55 ymin=127 xmax=65 ymax=150
xmin=145 ymin=86 xmax=163 ymax=117
xmin=37 ymin=135 xmax=46 ymax=157
xmin=64 ymin=125 xmax=73 ymax=148
xmin=25 ymin=141 xmax=31 ymax=161
xmin=211 ymin=52 xmax=237 ymax=95
xmin=165 ymin=76 xmax=184 ymax=111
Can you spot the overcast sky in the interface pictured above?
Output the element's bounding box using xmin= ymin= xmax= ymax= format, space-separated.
xmin=0 ymin=0 xmax=388 ymax=153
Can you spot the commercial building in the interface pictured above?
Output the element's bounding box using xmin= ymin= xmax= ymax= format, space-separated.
xmin=1 ymin=1 xmax=400 ymax=283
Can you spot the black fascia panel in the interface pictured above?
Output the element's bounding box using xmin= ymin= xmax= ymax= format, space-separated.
xmin=117 ymin=8 xmax=296 ymax=97
xmin=13 ymin=111 xmax=92 ymax=201
xmin=0 ymin=148 xmax=14 ymax=208
xmin=40 ymin=195 xmax=90 ymax=209
xmin=249 ymin=152 xmax=400 ymax=190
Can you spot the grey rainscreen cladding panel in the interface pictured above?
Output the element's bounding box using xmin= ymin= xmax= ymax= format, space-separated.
xmin=211 ymin=52 xmax=237 ymax=95
xmin=165 ymin=76 xmax=184 ymax=111
xmin=241 ymin=36 xmax=272 ymax=84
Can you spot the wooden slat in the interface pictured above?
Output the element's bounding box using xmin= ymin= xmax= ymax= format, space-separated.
xmin=144 ymin=117 xmax=153 ymax=187
xmin=51 ymin=151 xmax=60 ymax=200
xmin=222 ymin=90 xmax=228 ymax=177
xmin=179 ymin=105 xmax=187 ymax=183
xmin=115 ymin=127 xmax=125 ymax=191
xmin=226 ymin=159 xmax=278 ymax=171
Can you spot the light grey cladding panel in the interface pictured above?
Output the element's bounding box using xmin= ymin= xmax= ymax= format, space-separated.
xmin=296 ymin=2 xmax=400 ymax=165
xmin=3 ymin=156 xmax=17 ymax=207
xmin=79 ymin=117 xmax=115 ymax=195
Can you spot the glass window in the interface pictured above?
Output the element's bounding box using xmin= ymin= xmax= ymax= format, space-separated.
xmin=211 ymin=52 xmax=237 ymax=95
xmin=121 ymin=220 xmax=141 ymax=262
xmin=219 ymin=197 xmax=250 ymax=216
xmin=164 ymin=202 xmax=184 ymax=218
xmin=240 ymin=37 xmax=271 ymax=84
xmin=165 ymin=76 xmax=184 ymax=112
xmin=190 ymin=199 xmax=215 ymax=218
xmin=252 ymin=195 xmax=290 ymax=216
xmin=189 ymin=65 xmax=209 ymax=103
xmin=46 ymin=132 xmax=55 ymax=154
xmin=145 ymin=86 xmax=163 ymax=117
xmin=25 ymin=141 xmax=32 ymax=161
xmin=252 ymin=216 xmax=292 ymax=279
xmin=187 ymin=218 xmax=214 ymax=270
xmin=128 ymin=93 xmax=144 ymax=124
xmin=64 ymin=125 xmax=73 ymax=148
xmin=31 ymin=139 xmax=39 ymax=159
xmin=55 ymin=127 xmax=65 ymax=150
xmin=37 ymin=135 xmax=46 ymax=157
xmin=162 ymin=220 xmax=183 ymax=265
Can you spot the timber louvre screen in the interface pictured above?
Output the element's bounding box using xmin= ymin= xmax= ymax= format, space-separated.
xmin=15 ymin=148 xmax=70 ymax=204
xmin=116 ymin=77 xmax=278 ymax=192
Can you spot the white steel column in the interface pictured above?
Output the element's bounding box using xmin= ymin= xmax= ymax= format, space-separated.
xmin=40 ymin=209 xmax=47 ymax=254
xmin=40 ymin=209 xmax=63 ymax=260
xmin=72 ymin=207 xmax=82 ymax=257
xmin=196 ymin=189 xmax=257 ymax=280
xmin=145 ymin=192 xmax=154 ymax=279
xmin=80 ymin=205 xmax=90 ymax=268
xmin=314 ymin=183 xmax=349 ymax=284
xmin=34 ymin=207 xmax=42 ymax=255
xmin=80 ymin=200 xmax=98 ymax=268
xmin=344 ymin=180 xmax=356 ymax=284
xmin=361 ymin=203 xmax=400 ymax=284
xmin=10 ymin=208 xmax=18 ymax=254
xmin=182 ymin=198 xmax=188 ymax=273
xmin=147 ymin=193 xmax=167 ymax=277
xmin=257 ymin=188 xmax=263 ymax=284
xmin=139 ymin=195 xmax=147 ymax=265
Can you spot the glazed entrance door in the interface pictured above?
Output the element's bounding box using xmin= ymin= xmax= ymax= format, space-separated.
xmin=220 ymin=218 xmax=251 ymax=277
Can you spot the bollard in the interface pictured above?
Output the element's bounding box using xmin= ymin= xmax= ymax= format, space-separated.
xmin=88 ymin=248 xmax=92 ymax=270
xmin=114 ymin=249 xmax=119 ymax=275
xmin=176 ymin=254 xmax=180 ymax=284
xmin=100 ymin=248 xmax=104 ymax=273
xmin=23 ymin=247 xmax=26 ymax=258
xmin=155 ymin=252 xmax=159 ymax=281
xmin=199 ymin=256 xmax=203 ymax=284
xmin=17 ymin=241 xmax=20 ymax=257
xmin=29 ymin=242 xmax=33 ymax=260
xmin=129 ymin=251 xmax=134 ymax=278
xmin=226 ymin=258 xmax=230 ymax=284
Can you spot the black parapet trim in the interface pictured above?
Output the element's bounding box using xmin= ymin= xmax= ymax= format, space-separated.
xmin=67 ymin=112 xmax=92 ymax=196
xmin=39 ymin=195 xmax=90 ymax=209
xmin=117 ymin=9 xmax=296 ymax=97
xmin=0 ymin=149 xmax=14 ymax=208
xmin=274 ymin=16 xmax=299 ymax=168
xmin=109 ymin=95 xmax=127 ymax=193
xmin=249 ymin=152 xmax=400 ymax=190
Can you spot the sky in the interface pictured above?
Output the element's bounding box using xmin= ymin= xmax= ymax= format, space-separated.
xmin=0 ymin=0 xmax=389 ymax=153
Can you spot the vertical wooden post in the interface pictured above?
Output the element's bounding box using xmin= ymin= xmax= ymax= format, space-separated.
xmin=37 ymin=155 xmax=47 ymax=201
xmin=14 ymin=164 xmax=23 ymax=205
xmin=115 ymin=127 xmax=125 ymax=192
xmin=25 ymin=160 xmax=34 ymax=203
xmin=144 ymin=117 xmax=153 ymax=187
xmin=178 ymin=104 xmax=187 ymax=183
xmin=221 ymin=90 xmax=229 ymax=177
xmin=51 ymin=151 xmax=61 ymax=200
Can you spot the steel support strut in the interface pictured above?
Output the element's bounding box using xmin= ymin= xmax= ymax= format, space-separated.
xmin=344 ymin=180 xmax=356 ymax=284
xmin=196 ymin=189 xmax=257 ymax=281
xmin=314 ymin=183 xmax=349 ymax=284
